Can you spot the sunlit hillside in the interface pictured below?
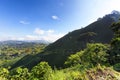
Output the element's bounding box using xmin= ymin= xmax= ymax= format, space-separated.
xmin=0 ymin=0 xmax=120 ymax=80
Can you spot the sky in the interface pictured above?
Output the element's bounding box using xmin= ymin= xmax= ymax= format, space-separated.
xmin=0 ymin=0 xmax=120 ymax=42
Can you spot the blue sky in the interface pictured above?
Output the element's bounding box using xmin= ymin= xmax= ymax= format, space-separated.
xmin=0 ymin=0 xmax=120 ymax=42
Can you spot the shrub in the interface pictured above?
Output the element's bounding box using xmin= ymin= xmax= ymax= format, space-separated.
xmin=30 ymin=61 xmax=52 ymax=80
xmin=113 ymin=63 xmax=120 ymax=71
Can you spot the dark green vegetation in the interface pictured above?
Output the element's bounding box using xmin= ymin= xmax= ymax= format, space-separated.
xmin=1 ymin=11 xmax=120 ymax=80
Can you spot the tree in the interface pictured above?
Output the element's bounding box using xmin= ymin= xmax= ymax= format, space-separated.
xmin=65 ymin=43 xmax=108 ymax=67
xmin=108 ymin=21 xmax=120 ymax=64
xmin=64 ymin=51 xmax=83 ymax=67
xmin=81 ymin=43 xmax=108 ymax=66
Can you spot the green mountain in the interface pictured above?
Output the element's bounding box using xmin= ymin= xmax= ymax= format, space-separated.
xmin=12 ymin=11 xmax=120 ymax=69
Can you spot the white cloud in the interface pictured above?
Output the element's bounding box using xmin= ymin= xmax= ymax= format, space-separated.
xmin=39 ymin=33 xmax=64 ymax=42
xmin=47 ymin=30 xmax=54 ymax=34
xmin=19 ymin=20 xmax=30 ymax=24
xmin=51 ymin=15 xmax=59 ymax=20
xmin=33 ymin=28 xmax=64 ymax=42
xmin=0 ymin=28 xmax=65 ymax=42
xmin=34 ymin=28 xmax=45 ymax=35
xmin=24 ymin=33 xmax=64 ymax=42
xmin=0 ymin=33 xmax=64 ymax=42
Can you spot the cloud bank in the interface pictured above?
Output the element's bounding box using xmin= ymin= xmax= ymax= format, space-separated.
xmin=0 ymin=28 xmax=65 ymax=42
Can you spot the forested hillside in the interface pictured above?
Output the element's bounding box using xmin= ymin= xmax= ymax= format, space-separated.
xmin=12 ymin=11 xmax=120 ymax=69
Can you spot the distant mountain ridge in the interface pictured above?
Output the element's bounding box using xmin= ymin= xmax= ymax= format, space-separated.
xmin=0 ymin=40 xmax=49 ymax=45
xmin=12 ymin=11 xmax=120 ymax=69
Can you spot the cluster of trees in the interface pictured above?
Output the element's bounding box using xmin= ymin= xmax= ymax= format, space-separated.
xmin=64 ymin=43 xmax=108 ymax=67
xmin=65 ymin=21 xmax=120 ymax=70
xmin=0 ymin=62 xmax=52 ymax=80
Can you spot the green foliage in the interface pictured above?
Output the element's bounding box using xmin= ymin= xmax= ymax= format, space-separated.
xmin=65 ymin=43 xmax=108 ymax=68
xmin=0 ymin=42 xmax=45 ymax=56
xmin=0 ymin=57 xmax=23 ymax=68
xmin=44 ymin=68 xmax=88 ymax=80
xmin=44 ymin=65 xmax=120 ymax=80
xmin=81 ymin=43 xmax=108 ymax=66
xmin=113 ymin=63 xmax=120 ymax=71
xmin=10 ymin=67 xmax=30 ymax=80
xmin=0 ymin=42 xmax=46 ymax=68
xmin=0 ymin=63 xmax=120 ymax=80
xmin=108 ymin=21 xmax=120 ymax=65
xmin=0 ymin=67 xmax=9 ymax=80
xmin=30 ymin=61 xmax=52 ymax=80
xmin=109 ymin=38 xmax=120 ymax=64
xmin=111 ymin=22 xmax=120 ymax=37
xmin=64 ymin=51 xmax=83 ymax=67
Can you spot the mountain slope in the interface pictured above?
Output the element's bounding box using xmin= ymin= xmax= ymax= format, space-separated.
xmin=12 ymin=11 xmax=120 ymax=69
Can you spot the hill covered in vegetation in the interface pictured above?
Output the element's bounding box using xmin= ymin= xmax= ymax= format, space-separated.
xmin=12 ymin=11 xmax=120 ymax=69
xmin=0 ymin=11 xmax=120 ymax=80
